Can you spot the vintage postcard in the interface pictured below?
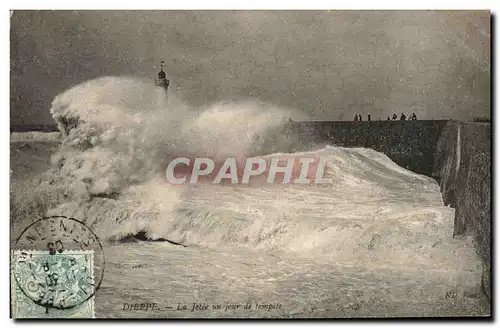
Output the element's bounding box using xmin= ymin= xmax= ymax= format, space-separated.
xmin=10 ymin=10 xmax=491 ymax=319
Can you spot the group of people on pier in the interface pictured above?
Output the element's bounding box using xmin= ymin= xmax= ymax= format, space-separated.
xmin=354 ymin=113 xmax=417 ymax=121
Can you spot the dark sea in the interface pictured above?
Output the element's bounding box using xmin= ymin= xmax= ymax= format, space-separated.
xmin=10 ymin=124 xmax=59 ymax=133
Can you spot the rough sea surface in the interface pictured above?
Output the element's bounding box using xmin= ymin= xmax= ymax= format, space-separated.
xmin=10 ymin=77 xmax=489 ymax=318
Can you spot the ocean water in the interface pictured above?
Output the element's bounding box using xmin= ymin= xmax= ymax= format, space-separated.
xmin=10 ymin=76 xmax=488 ymax=317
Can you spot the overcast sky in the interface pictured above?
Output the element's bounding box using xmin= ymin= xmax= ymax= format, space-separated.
xmin=10 ymin=10 xmax=490 ymax=125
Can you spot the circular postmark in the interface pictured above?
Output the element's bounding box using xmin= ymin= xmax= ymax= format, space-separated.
xmin=12 ymin=216 xmax=105 ymax=311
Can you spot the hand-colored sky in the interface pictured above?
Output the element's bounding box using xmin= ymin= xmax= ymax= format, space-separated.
xmin=10 ymin=10 xmax=490 ymax=125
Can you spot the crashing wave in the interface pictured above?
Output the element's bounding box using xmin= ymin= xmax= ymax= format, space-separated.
xmin=10 ymin=76 xmax=481 ymax=272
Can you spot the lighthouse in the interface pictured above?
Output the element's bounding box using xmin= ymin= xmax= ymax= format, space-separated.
xmin=155 ymin=60 xmax=170 ymax=92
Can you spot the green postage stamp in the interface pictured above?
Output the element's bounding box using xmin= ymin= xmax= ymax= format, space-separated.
xmin=11 ymin=250 xmax=95 ymax=318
